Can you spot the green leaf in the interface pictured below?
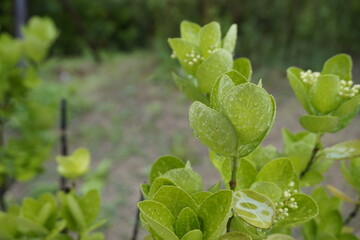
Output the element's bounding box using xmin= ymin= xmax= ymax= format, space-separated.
xmin=16 ymin=217 xmax=49 ymax=236
xmin=233 ymin=58 xmax=252 ymax=81
xmin=148 ymin=177 xmax=176 ymax=198
xmin=199 ymin=22 xmax=221 ymax=58
xmin=299 ymin=115 xmax=339 ymax=133
xmin=141 ymin=184 xmax=150 ymax=199
xmin=219 ymin=232 xmax=252 ymax=240
xmin=138 ymin=200 xmax=175 ymax=230
xmin=80 ymin=232 xmax=105 ymax=240
xmin=333 ymin=94 xmax=360 ymax=131
xmin=319 ymin=140 xmax=360 ymax=160
xmin=189 ymin=101 xmax=238 ymax=156
xmin=198 ymin=190 xmax=233 ymax=240
xmin=180 ymin=20 xmax=201 ymax=44
xmin=149 ymin=155 xmax=185 ymax=184
xmin=256 ymin=158 xmax=294 ymax=191
xmin=175 ymin=207 xmax=200 ymax=238
xmin=321 ymin=53 xmax=352 ymax=81
xmin=80 ymin=189 xmax=101 ymax=225
xmin=210 ymin=74 xmax=236 ymax=112
xmin=208 ymin=182 xmax=221 ymax=193
xmin=222 ymin=24 xmax=237 ymax=54
xmin=230 ymin=216 xmax=267 ymax=240
xmin=275 ymin=194 xmax=318 ymax=227
xmin=317 ymin=210 xmax=342 ymax=237
xmin=341 ymin=159 xmax=360 ymax=192
xmin=162 ymin=168 xmax=203 ymax=194
xmin=172 ymin=72 xmax=209 ymax=105
xmin=311 ymin=186 xmax=341 ymax=218
xmin=266 ymin=234 xmax=295 ymax=240
xmin=302 ymin=220 xmax=316 ymax=240
xmin=191 ymin=192 xmax=212 ymax=206
xmin=56 ymin=148 xmax=90 ymax=179
xmin=309 ymin=74 xmax=341 ymax=114
xmin=196 ymin=49 xmax=233 ymax=93
xmin=65 ymin=194 xmax=86 ymax=231
xmin=180 ymin=229 xmax=202 ymax=240
xmin=282 ymin=129 xmax=317 ymax=174
xmin=287 ymin=67 xmax=313 ymax=113
xmin=0 ymin=34 xmax=22 ymax=65
xmin=236 ymin=158 xmax=257 ymax=190
xmin=168 ymin=38 xmax=201 ymax=75
xmin=221 ymin=82 xmax=274 ymax=144
xmin=147 ymin=217 xmax=179 ymax=240
xmin=153 ymin=186 xmax=198 ymax=217
xmin=233 ymin=189 xmax=275 ymax=229
xmin=339 ymin=233 xmax=359 ymax=240
xmin=224 ymin=70 xmax=248 ymax=85
xmin=246 ymin=145 xmax=279 ymax=170
xmin=250 ymin=182 xmax=282 ymax=202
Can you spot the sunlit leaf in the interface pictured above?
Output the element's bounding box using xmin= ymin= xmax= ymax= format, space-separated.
xmin=250 ymin=182 xmax=282 ymax=202
xmin=319 ymin=140 xmax=360 ymax=160
xmin=233 ymin=189 xmax=275 ymax=229
xmin=321 ymin=53 xmax=352 ymax=81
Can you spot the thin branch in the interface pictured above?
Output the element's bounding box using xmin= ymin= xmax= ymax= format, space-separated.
xmin=227 ymin=156 xmax=238 ymax=232
xmin=59 ymin=98 xmax=69 ymax=192
xmin=344 ymin=203 xmax=359 ymax=225
xmin=300 ymin=134 xmax=322 ymax=178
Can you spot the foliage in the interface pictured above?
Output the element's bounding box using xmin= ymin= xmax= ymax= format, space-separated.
xmin=138 ymin=20 xmax=360 ymax=240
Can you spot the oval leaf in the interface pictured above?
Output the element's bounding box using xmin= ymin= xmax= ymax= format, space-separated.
xmin=150 ymin=155 xmax=185 ymax=184
xmin=180 ymin=20 xmax=200 ymax=44
xmin=233 ymin=189 xmax=275 ymax=229
xmin=189 ymin=101 xmax=238 ymax=156
xmin=299 ymin=115 xmax=339 ymax=133
xmin=321 ymin=54 xmax=352 ymax=81
xmin=199 ymin=22 xmax=221 ymax=58
xmin=175 ymin=207 xmax=200 ymax=238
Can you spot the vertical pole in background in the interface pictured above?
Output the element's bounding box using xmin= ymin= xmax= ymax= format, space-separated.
xmin=14 ymin=0 xmax=27 ymax=38
xmin=60 ymin=98 xmax=68 ymax=192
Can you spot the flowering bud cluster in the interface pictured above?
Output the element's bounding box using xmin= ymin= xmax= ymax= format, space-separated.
xmin=274 ymin=181 xmax=298 ymax=222
xmin=339 ymin=80 xmax=360 ymax=98
xmin=300 ymin=70 xmax=320 ymax=85
xmin=207 ymin=44 xmax=219 ymax=55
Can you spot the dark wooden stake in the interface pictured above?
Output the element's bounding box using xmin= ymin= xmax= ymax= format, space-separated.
xmin=60 ymin=98 xmax=69 ymax=192
xmin=130 ymin=190 xmax=144 ymax=240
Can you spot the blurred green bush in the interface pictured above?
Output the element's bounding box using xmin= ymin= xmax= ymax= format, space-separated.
xmin=1 ymin=0 xmax=360 ymax=68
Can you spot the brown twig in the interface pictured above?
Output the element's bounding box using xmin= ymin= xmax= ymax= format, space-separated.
xmin=344 ymin=203 xmax=359 ymax=225
xmin=59 ymin=99 xmax=69 ymax=192
xmin=131 ymin=190 xmax=144 ymax=240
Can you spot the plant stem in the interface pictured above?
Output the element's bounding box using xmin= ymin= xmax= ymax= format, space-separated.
xmin=300 ymin=134 xmax=322 ymax=178
xmin=344 ymin=203 xmax=360 ymax=225
xmin=227 ymin=156 xmax=238 ymax=232
xmin=229 ymin=156 xmax=238 ymax=190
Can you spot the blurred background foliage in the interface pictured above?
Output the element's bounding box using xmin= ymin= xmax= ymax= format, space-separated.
xmin=1 ymin=0 xmax=360 ymax=69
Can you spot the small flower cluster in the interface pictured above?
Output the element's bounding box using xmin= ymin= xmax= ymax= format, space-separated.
xmin=339 ymin=80 xmax=360 ymax=98
xmin=183 ymin=50 xmax=204 ymax=66
xmin=274 ymin=181 xmax=298 ymax=222
xmin=300 ymin=70 xmax=320 ymax=85
xmin=207 ymin=44 xmax=219 ymax=55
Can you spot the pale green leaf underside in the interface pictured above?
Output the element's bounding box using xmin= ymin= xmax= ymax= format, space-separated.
xmin=233 ymin=189 xmax=275 ymax=229
xmin=196 ymin=49 xmax=233 ymax=93
xmin=189 ymin=101 xmax=238 ymax=156
xmin=300 ymin=115 xmax=339 ymax=133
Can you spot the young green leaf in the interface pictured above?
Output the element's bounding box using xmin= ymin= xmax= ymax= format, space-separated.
xmin=138 ymin=200 xmax=175 ymax=230
xmin=172 ymin=72 xmax=209 ymax=105
xmin=199 ymin=22 xmax=221 ymax=58
xmin=180 ymin=229 xmax=202 ymax=240
xmin=198 ymin=190 xmax=233 ymax=240
xmin=236 ymin=158 xmax=257 ymax=190
xmin=153 ymin=186 xmax=198 ymax=217
xmin=233 ymin=189 xmax=275 ymax=229
xmin=233 ymin=58 xmax=252 ymax=81
xmin=219 ymin=232 xmax=252 ymax=240
xmin=256 ymin=158 xmax=294 ymax=191
xmin=162 ymin=168 xmax=203 ymax=194
xmin=275 ymin=193 xmax=318 ymax=227
xmin=175 ymin=207 xmax=200 ymax=238
xmin=250 ymin=182 xmax=282 ymax=202
xmin=321 ymin=53 xmax=352 ymax=81
xmin=196 ymin=49 xmax=233 ymax=93
xmin=222 ymin=24 xmax=237 ymax=54
xmin=309 ymin=74 xmax=341 ymax=114
xmin=332 ymin=94 xmax=360 ymax=131
xmin=56 ymin=148 xmax=90 ymax=180
xmin=189 ymin=101 xmax=238 ymax=156
xmin=299 ymin=115 xmax=339 ymax=133
xmin=149 ymin=155 xmax=185 ymax=184
xmin=286 ymin=67 xmax=313 ymax=114
xmin=210 ymin=74 xmax=236 ymax=112
xmin=221 ymin=82 xmax=274 ymax=144
xmin=180 ymin=20 xmax=201 ymax=44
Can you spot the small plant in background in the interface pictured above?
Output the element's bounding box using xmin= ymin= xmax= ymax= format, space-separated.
xmin=0 ymin=16 xmax=58 ymax=210
xmin=138 ymin=21 xmax=360 ymax=240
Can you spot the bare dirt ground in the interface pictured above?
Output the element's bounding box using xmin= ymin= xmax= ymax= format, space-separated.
xmin=9 ymin=52 xmax=360 ymax=239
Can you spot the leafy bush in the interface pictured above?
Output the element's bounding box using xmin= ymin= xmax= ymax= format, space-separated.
xmin=138 ymin=20 xmax=360 ymax=240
